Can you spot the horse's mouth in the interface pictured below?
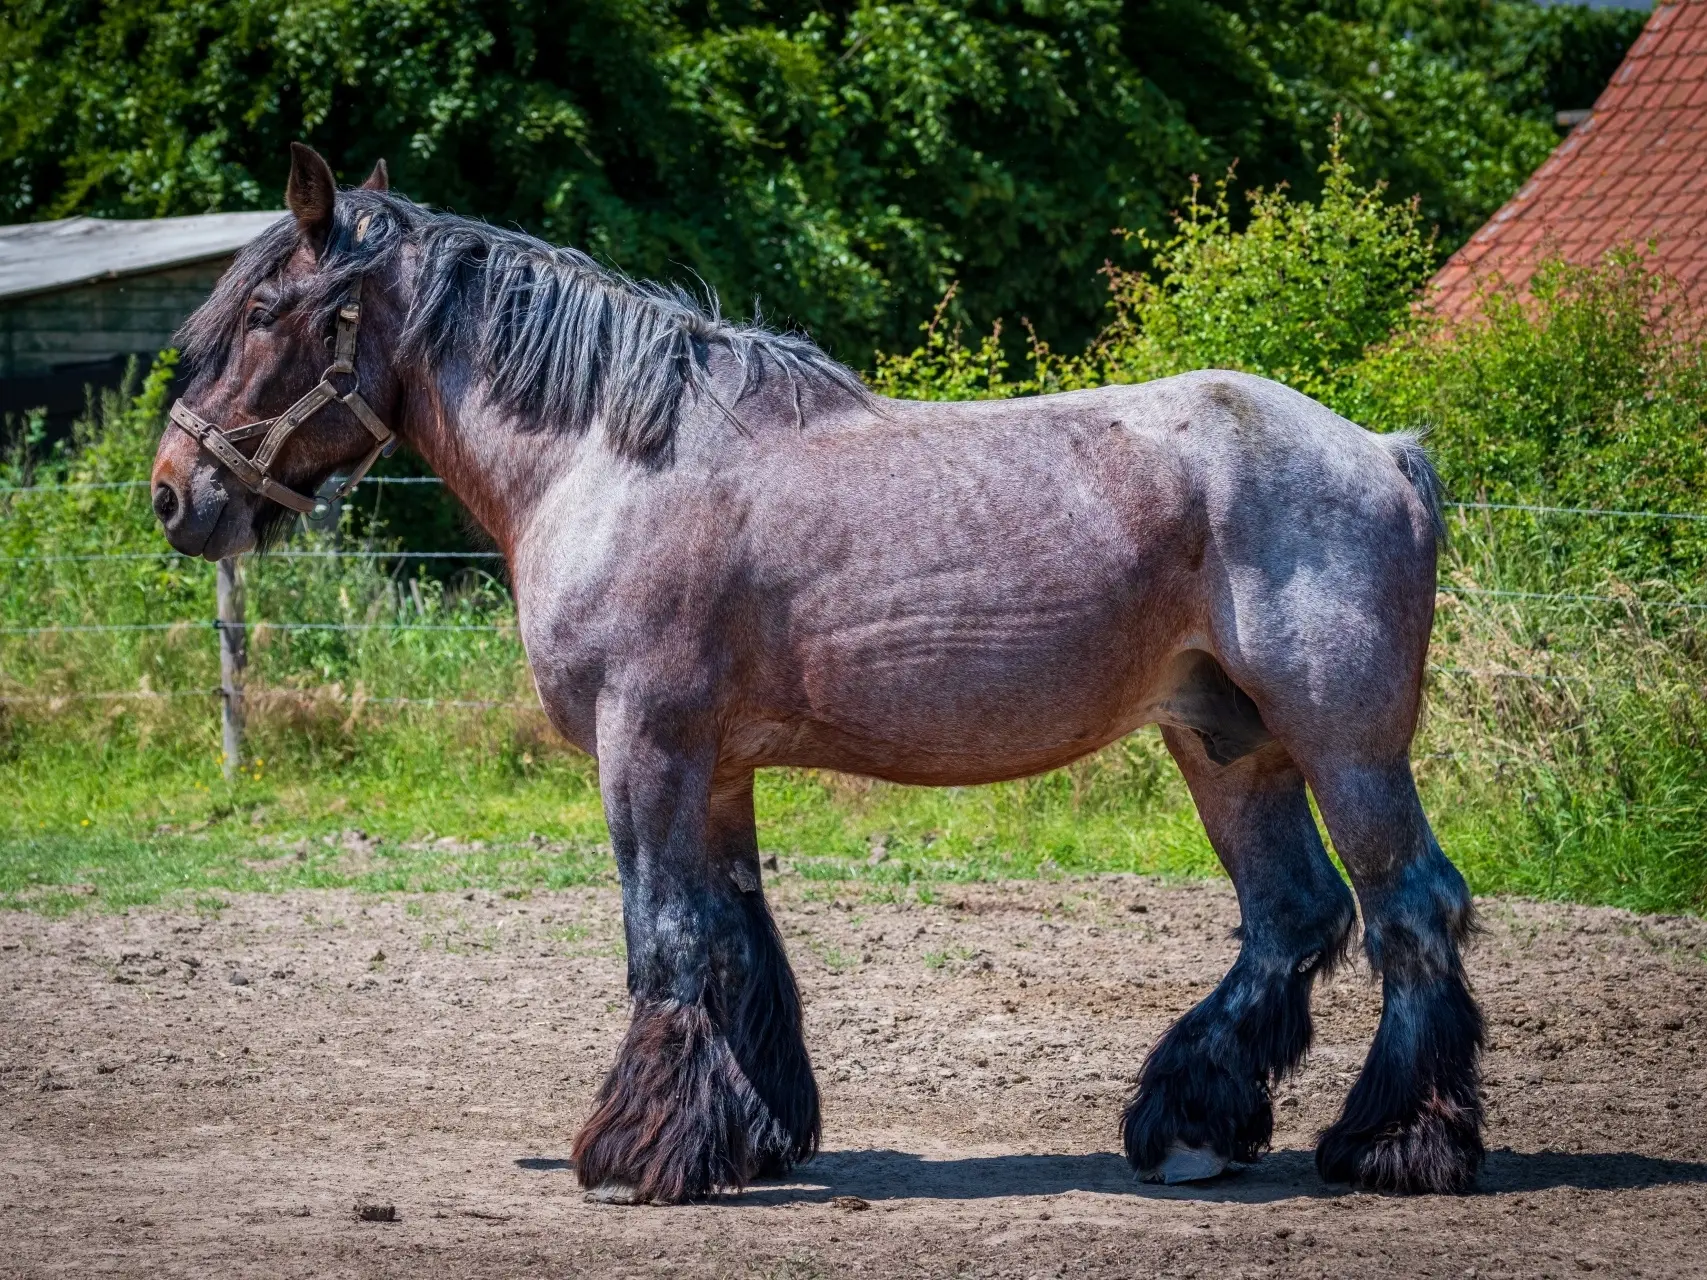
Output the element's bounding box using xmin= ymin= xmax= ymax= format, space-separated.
xmin=180 ymin=493 xmax=236 ymax=561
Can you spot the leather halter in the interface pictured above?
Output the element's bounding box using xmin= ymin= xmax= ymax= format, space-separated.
xmin=168 ymin=275 xmax=396 ymax=518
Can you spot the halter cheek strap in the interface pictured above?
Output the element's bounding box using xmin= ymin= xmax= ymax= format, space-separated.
xmin=169 ymin=275 xmax=396 ymax=518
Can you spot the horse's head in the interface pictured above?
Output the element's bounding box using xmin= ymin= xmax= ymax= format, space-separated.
xmin=153 ymin=144 xmax=404 ymax=559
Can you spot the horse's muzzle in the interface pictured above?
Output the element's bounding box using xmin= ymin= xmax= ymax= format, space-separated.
xmin=151 ymin=457 xmax=234 ymax=559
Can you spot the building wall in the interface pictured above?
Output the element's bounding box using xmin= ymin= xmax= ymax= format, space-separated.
xmin=0 ymin=258 xmax=236 ymax=432
xmin=0 ymin=260 xmax=232 ymax=380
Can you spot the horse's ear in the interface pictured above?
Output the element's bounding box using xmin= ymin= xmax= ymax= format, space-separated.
xmin=285 ymin=142 xmax=337 ymax=253
xmin=361 ymin=159 xmax=389 ymax=193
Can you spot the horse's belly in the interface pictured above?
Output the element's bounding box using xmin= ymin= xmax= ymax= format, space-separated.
xmin=730 ymin=410 xmax=1204 ymax=781
xmin=773 ymin=596 xmax=1174 ymax=783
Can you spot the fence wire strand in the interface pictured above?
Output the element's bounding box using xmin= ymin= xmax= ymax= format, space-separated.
xmin=0 ymin=549 xmax=502 ymax=564
xmin=8 ymin=583 xmax=1706 ymax=637
xmin=0 ymin=475 xmax=446 ymax=494
xmin=0 ymin=621 xmax=511 ymax=635
xmin=8 ymin=474 xmax=1707 ymax=522
xmin=0 ymin=688 xmax=533 ymax=709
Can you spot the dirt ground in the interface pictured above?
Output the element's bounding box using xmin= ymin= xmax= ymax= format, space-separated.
xmin=3 ymin=873 xmax=1705 ymax=1279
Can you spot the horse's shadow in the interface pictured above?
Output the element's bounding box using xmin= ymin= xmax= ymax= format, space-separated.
xmin=515 ymin=1148 xmax=1707 ymax=1204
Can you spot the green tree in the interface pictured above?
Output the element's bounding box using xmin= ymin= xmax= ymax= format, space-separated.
xmin=0 ymin=0 xmax=1643 ymax=362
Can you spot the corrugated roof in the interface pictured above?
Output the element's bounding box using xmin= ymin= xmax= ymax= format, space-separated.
xmin=1430 ymin=0 xmax=1707 ymax=322
xmin=0 ymin=211 xmax=285 ymax=303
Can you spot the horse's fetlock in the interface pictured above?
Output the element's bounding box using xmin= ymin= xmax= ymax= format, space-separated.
xmin=572 ymin=1000 xmax=772 ymax=1203
xmin=576 ymin=890 xmax=820 ymax=1202
xmin=1318 ymin=1085 xmax=1484 ymax=1194
xmin=1319 ymin=963 xmax=1484 ymax=1194
xmin=1124 ymin=1010 xmax=1275 ymax=1176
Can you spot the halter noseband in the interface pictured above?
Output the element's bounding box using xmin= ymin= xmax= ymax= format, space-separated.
xmin=168 ymin=274 xmax=396 ymax=519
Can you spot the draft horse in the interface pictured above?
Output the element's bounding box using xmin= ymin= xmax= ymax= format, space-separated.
xmin=152 ymin=145 xmax=1484 ymax=1202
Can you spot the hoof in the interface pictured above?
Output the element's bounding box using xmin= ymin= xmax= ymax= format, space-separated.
xmin=584 ymin=1182 xmax=646 ymax=1205
xmin=1139 ymin=1142 xmax=1231 ymax=1185
xmin=1317 ymin=1096 xmax=1483 ymax=1194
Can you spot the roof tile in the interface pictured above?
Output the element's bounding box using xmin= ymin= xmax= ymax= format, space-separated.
xmin=1433 ymin=1 xmax=1707 ymax=325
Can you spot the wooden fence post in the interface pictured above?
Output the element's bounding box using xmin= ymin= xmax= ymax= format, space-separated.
xmin=216 ymin=556 xmax=246 ymax=781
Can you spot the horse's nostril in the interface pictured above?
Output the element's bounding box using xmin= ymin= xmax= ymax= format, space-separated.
xmin=152 ymin=483 xmax=179 ymax=523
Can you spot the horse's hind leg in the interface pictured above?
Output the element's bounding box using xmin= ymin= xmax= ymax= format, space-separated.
xmin=1306 ymin=756 xmax=1482 ymax=1193
xmin=572 ymin=740 xmax=818 ymax=1204
xmin=1124 ymin=725 xmax=1355 ymax=1183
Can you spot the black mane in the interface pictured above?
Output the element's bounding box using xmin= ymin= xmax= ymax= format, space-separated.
xmin=180 ymin=190 xmax=869 ymax=460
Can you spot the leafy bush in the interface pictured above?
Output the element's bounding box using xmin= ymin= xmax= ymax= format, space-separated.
xmin=873 ymin=138 xmax=1440 ymax=402
xmin=1350 ymin=256 xmax=1707 ymax=587
xmin=1085 ymin=141 xmax=1437 ymax=401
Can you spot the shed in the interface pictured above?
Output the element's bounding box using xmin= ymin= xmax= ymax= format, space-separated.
xmin=0 ymin=210 xmax=283 ymax=428
xmin=1430 ymin=0 xmax=1707 ymax=323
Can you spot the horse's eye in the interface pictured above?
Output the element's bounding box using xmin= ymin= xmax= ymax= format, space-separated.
xmin=247 ymin=308 xmax=276 ymax=331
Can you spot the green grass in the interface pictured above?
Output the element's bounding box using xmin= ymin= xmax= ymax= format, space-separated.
xmin=7 ymin=674 xmax=1704 ymax=919
xmin=0 ymin=716 xmax=1222 ymax=914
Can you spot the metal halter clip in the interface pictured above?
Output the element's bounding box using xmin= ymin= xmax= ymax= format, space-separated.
xmin=170 ymin=274 xmax=395 ymax=516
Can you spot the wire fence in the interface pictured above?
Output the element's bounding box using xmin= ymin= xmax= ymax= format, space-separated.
xmin=0 ymin=550 xmax=502 ymax=563
xmin=0 ymin=665 xmax=1595 ymax=707
xmin=1 ymin=472 xmax=528 ymax=772
xmin=8 ymin=583 xmax=1707 ymax=635
xmin=0 ymin=621 xmax=509 ymax=634
xmin=5 ymin=478 xmax=1702 ymax=768
xmin=0 ymin=688 xmax=531 ymax=709
xmin=11 ymin=474 xmax=1707 ymax=523
xmin=0 ymin=475 xmax=447 ymax=493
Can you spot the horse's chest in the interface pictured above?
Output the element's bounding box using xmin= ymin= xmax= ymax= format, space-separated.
xmin=515 ymin=621 xmax=606 ymax=753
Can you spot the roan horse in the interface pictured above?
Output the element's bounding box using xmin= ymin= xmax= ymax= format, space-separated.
xmin=152 ymin=145 xmax=1483 ymax=1202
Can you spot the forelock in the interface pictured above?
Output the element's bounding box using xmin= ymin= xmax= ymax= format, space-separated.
xmin=176 ymin=217 xmax=298 ymax=378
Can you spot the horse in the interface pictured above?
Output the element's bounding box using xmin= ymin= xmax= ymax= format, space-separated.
xmin=151 ymin=144 xmax=1483 ymax=1203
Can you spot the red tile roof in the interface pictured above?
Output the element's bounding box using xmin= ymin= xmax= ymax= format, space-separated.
xmin=1430 ymin=1 xmax=1707 ymax=323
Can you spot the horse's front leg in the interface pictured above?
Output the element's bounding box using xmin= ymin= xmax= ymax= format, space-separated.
xmin=571 ymin=718 xmax=817 ymax=1204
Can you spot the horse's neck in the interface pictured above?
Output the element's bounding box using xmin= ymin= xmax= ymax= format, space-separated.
xmin=398 ymin=369 xmax=587 ymax=559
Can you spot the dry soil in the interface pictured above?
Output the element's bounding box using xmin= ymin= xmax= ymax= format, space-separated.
xmin=3 ymin=875 xmax=1705 ymax=1278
